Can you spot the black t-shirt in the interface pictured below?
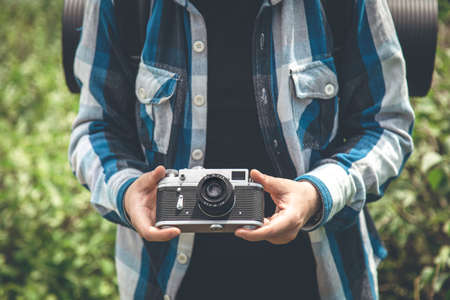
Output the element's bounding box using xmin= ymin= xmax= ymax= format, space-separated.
xmin=177 ymin=1 xmax=319 ymax=299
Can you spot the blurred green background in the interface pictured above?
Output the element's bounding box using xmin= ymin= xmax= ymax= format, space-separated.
xmin=0 ymin=0 xmax=448 ymax=299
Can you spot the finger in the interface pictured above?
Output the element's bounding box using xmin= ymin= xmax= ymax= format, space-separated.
xmin=143 ymin=226 xmax=181 ymax=242
xmin=275 ymin=206 xmax=280 ymax=214
xmin=130 ymin=206 xmax=179 ymax=241
xmin=137 ymin=165 xmax=167 ymax=190
xmin=250 ymin=169 xmax=285 ymax=195
xmin=235 ymin=212 xmax=295 ymax=243
xmin=130 ymin=206 xmax=153 ymax=236
xmin=263 ymin=212 xmax=301 ymax=244
xmin=235 ymin=224 xmax=273 ymax=242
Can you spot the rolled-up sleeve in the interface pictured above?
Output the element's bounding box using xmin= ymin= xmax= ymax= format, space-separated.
xmin=68 ymin=0 xmax=148 ymax=228
xmin=298 ymin=0 xmax=414 ymax=231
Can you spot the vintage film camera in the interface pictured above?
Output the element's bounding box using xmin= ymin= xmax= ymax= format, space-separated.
xmin=155 ymin=168 xmax=264 ymax=233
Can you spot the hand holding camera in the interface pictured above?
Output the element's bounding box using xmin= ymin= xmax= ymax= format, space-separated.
xmin=123 ymin=166 xmax=181 ymax=242
xmin=235 ymin=170 xmax=320 ymax=245
xmin=125 ymin=166 xmax=320 ymax=245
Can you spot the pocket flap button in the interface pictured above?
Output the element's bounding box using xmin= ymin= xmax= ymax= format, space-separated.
xmin=324 ymin=83 xmax=335 ymax=97
xmin=138 ymin=87 xmax=146 ymax=99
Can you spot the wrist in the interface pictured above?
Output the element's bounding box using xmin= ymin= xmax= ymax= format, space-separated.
xmin=119 ymin=177 xmax=139 ymax=229
xmin=301 ymin=181 xmax=321 ymax=218
xmin=298 ymin=180 xmax=323 ymax=227
xmin=123 ymin=198 xmax=133 ymax=226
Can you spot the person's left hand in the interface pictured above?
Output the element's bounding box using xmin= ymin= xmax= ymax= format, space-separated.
xmin=235 ymin=169 xmax=321 ymax=244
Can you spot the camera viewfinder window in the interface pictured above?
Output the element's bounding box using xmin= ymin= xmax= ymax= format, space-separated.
xmin=231 ymin=171 xmax=246 ymax=181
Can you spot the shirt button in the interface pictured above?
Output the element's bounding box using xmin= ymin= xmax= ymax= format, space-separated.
xmin=163 ymin=295 xmax=170 ymax=300
xmin=193 ymin=40 xmax=205 ymax=53
xmin=324 ymin=83 xmax=335 ymax=97
xmin=193 ymin=95 xmax=205 ymax=106
xmin=177 ymin=253 xmax=188 ymax=264
xmin=138 ymin=87 xmax=146 ymax=99
xmin=191 ymin=149 xmax=204 ymax=161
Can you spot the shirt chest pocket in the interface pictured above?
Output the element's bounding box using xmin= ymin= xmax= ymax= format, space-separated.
xmin=289 ymin=57 xmax=339 ymax=150
xmin=135 ymin=63 xmax=179 ymax=155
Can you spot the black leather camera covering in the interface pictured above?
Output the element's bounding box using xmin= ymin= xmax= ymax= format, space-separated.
xmin=156 ymin=186 xmax=264 ymax=222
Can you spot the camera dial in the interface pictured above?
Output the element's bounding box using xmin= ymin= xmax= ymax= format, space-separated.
xmin=165 ymin=169 xmax=179 ymax=177
xmin=197 ymin=174 xmax=234 ymax=217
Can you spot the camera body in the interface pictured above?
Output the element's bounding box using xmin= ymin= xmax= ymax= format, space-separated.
xmin=155 ymin=168 xmax=264 ymax=233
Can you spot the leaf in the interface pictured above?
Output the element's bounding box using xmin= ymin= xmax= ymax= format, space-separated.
xmin=427 ymin=168 xmax=445 ymax=190
xmin=433 ymin=272 xmax=449 ymax=293
xmin=421 ymin=152 xmax=443 ymax=173
xmin=444 ymin=221 xmax=450 ymax=237
xmin=445 ymin=136 xmax=450 ymax=154
xmin=420 ymin=266 xmax=435 ymax=284
xmin=434 ymin=246 xmax=450 ymax=267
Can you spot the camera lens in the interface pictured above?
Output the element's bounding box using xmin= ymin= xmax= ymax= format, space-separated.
xmin=205 ymin=181 xmax=223 ymax=199
xmin=198 ymin=174 xmax=234 ymax=217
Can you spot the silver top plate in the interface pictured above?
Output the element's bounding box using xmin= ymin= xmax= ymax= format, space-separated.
xmin=158 ymin=168 xmax=262 ymax=189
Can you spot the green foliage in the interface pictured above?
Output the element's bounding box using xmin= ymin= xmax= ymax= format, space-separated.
xmin=0 ymin=0 xmax=117 ymax=299
xmin=0 ymin=0 xmax=448 ymax=299
xmin=439 ymin=0 xmax=450 ymax=23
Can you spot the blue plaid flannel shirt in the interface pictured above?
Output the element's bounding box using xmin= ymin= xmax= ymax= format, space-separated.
xmin=69 ymin=0 xmax=414 ymax=299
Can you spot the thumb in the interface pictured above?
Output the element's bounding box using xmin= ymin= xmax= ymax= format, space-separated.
xmin=250 ymin=169 xmax=286 ymax=195
xmin=137 ymin=165 xmax=166 ymax=190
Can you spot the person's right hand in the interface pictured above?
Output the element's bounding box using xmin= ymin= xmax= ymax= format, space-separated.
xmin=124 ymin=165 xmax=181 ymax=241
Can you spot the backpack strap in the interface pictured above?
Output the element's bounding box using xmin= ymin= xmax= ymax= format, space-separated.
xmin=113 ymin=0 xmax=153 ymax=83
xmin=115 ymin=0 xmax=152 ymax=63
xmin=321 ymin=0 xmax=354 ymax=66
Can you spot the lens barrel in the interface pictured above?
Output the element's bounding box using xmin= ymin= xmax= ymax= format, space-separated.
xmin=198 ymin=174 xmax=234 ymax=217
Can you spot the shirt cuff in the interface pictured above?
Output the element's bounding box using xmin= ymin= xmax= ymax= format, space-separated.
xmin=108 ymin=168 xmax=143 ymax=229
xmin=295 ymin=162 xmax=354 ymax=231
xmin=116 ymin=176 xmax=139 ymax=229
xmin=295 ymin=175 xmax=330 ymax=231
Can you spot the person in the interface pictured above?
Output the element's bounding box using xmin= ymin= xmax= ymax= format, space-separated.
xmin=68 ymin=0 xmax=414 ymax=299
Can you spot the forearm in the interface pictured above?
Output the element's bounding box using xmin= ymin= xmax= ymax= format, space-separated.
xmin=298 ymin=0 xmax=414 ymax=231
xmin=69 ymin=0 xmax=148 ymax=226
xmin=69 ymin=115 xmax=145 ymax=227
